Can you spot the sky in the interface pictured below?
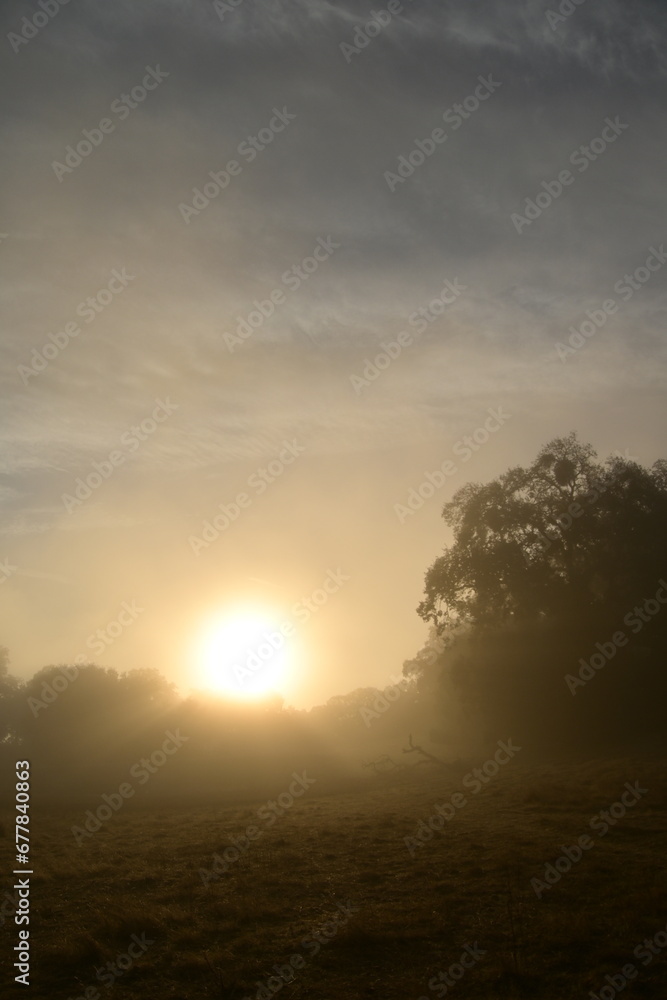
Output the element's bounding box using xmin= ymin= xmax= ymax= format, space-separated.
xmin=0 ymin=0 xmax=665 ymax=708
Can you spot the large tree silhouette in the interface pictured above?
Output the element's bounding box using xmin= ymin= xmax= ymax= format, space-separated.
xmin=418 ymin=433 xmax=667 ymax=634
xmin=414 ymin=434 xmax=667 ymax=749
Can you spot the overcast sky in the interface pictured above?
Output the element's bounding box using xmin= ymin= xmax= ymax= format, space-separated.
xmin=1 ymin=0 xmax=665 ymax=707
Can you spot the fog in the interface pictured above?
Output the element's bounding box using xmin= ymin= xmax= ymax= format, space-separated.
xmin=1 ymin=1 xmax=666 ymax=996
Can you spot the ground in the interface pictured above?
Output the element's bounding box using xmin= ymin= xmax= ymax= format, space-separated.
xmin=1 ymin=754 xmax=666 ymax=999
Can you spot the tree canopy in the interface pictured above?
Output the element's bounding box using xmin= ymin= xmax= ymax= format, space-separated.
xmin=418 ymin=433 xmax=667 ymax=634
xmin=412 ymin=434 xmax=667 ymax=750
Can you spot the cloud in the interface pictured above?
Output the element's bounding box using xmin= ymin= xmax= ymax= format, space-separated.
xmin=0 ymin=0 xmax=665 ymax=701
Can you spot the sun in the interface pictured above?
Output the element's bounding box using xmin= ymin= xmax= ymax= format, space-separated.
xmin=196 ymin=609 xmax=294 ymax=699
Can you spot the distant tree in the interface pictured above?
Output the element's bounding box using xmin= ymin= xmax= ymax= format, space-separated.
xmin=118 ymin=667 xmax=178 ymax=709
xmin=317 ymin=689 xmax=381 ymax=724
xmin=0 ymin=646 xmax=22 ymax=744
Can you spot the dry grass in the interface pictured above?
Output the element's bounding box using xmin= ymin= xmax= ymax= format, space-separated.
xmin=1 ymin=755 xmax=666 ymax=999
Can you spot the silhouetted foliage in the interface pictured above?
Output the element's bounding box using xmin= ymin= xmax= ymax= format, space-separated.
xmin=419 ymin=433 xmax=667 ymax=630
xmin=415 ymin=434 xmax=667 ymax=750
xmin=0 ymin=645 xmax=23 ymax=744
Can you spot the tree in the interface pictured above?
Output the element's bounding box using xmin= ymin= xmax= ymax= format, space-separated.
xmin=0 ymin=646 xmax=22 ymax=744
xmin=418 ymin=433 xmax=667 ymax=634
xmin=413 ymin=434 xmax=667 ymax=749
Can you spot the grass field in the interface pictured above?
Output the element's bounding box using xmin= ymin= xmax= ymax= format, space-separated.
xmin=1 ymin=754 xmax=666 ymax=999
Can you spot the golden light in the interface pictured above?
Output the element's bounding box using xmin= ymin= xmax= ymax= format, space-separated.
xmin=196 ymin=609 xmax=295 ymax=699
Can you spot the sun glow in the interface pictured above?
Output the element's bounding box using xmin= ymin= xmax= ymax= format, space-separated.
xmin=196 ymin=609 xmax=294 ymax=699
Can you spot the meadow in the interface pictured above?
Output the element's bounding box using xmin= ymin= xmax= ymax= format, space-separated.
xmin=1 ymin=753 xmax=666 ymax=999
